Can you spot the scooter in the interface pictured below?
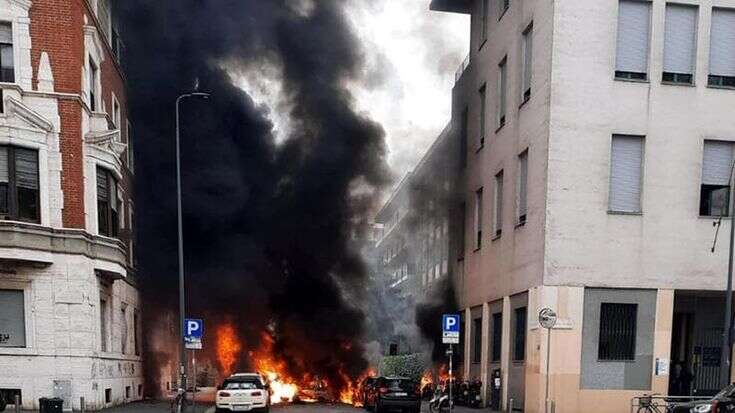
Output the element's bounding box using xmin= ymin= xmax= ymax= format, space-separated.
xmin=428 ymin=384 xmax=451 ymax=413
xmin=466 ymin=380 xmax=483 ymax=408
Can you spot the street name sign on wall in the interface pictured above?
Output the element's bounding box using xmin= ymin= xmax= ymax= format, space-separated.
xmin=184 ymin=318 xmax=203 ymax=350
xmin=442 ymin=314 xmax=461 ymax=344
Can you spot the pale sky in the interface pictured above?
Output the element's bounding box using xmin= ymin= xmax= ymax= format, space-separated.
xmin=234 ymin=1 xmax=469 ymax=180
xmin=346 ymin=0 xmax=470 ymax=178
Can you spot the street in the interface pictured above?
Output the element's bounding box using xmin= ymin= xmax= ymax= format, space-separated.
xmin=52 ymin=400 xmax=498 ymax=413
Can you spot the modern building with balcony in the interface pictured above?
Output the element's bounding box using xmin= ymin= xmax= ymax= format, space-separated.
xmin=0 ymin=0 xmax=140 ymax=410
xmin=433 ymin=0 xmax=735 ymax=412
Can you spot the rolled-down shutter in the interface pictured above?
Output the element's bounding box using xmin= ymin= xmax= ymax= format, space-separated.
xmin=664 ymin=4 xmax=697 ymax=74
xmin=616 ymin=0 xmax=651 ymax=74
xmin=702 ymin=141 xmax=735 ymax=185
xmin=14 ymin=148 xmax=38 ymax=189
xmin=0 ymin=147 xmax=8 ymax=183
xmin=710 ymin=8 xmax=735 ymax=77
xmin=609 ymin=135 xmax=644 ymax=212
xmin=0 ymin=23 xmax=11 ymax=44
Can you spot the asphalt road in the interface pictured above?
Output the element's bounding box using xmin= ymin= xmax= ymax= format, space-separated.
xmin=47 ymin=400 xmax=497 ymax=413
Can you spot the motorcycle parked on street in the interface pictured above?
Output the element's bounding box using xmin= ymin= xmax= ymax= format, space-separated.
xmin=428 ymin=383 xmax=451 ymax=413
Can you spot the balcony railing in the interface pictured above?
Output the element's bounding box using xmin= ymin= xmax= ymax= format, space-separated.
xmin=455 ymin=53 xmax=470 ymax=83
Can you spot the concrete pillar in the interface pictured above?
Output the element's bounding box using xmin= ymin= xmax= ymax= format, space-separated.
xmin=501 ymin=296 xmax=512 ymax=411
xmin=481 ymin=302 xmax=491 ymax=405
xmin=464 ymin=307 xmax=472 ymax=379
xmin=653 ymin=289 xmax=675 ymax=394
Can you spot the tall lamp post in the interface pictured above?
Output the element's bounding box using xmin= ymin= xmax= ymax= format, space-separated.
xmin=175 ymin=92 xmax=210 ymax=392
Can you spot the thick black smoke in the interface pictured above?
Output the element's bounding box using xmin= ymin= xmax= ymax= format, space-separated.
xmin=118 ymin=0 xmax=390 ymax=394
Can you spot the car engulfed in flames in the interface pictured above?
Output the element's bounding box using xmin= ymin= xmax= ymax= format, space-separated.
xmin=214 ymin=322 xmax=374 ymax=407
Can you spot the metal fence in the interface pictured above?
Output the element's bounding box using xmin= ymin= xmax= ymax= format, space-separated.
xmin=630 ymin=394 xmax=710 ymax=413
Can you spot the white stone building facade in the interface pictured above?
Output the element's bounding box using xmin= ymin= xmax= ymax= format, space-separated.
xmin=0 ymin=0 xmax=141 ymax=410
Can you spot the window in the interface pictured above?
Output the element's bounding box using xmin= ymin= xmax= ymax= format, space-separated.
xmin=598 ymin=303 xmax=637 ymax=361
xmin=709 ymin=8 xmax=735 ymax=88
xmin=701 ymin=140 xmax=735 ymax=216
xmin=663 ymin=4 xmax=697 ymax=84
xmin=475 ymin=188 xmax=483 ymax=249
xmin=521 ymin=23 xmax=533 ymax=102
xmin=458 ymin=202 xmax=466 ymax=258
xmin=125 ymin=386 xmax=131 ymax=399
xmin=138 ymin=384 xmax=142 ymax=397
xmin=97 ymin=0 xmax=112 ymax=41
xmin=460 ymin=108 xmax=468 ymax=168
xmin=0 ymin=22 xmax=14 ymax=83
xmin=112 ymin=94 xmax=121 ymax=127
xmin=97 ymin=167 xmax=121 ymax=238
xmin=494 ymin=171 xmax=504 ymax=237
xmin=133 ymin=309 xmax=140 ymax=356
xmin=517 ymin=150 xmax=528 ymax=225
xmin=498 ymin=0 xmax=510 ymax=19
xmin=473 ymin=317 xmax=482 ymax=363
xmin=615 ymin=0 xmax=651 ymax=80
xmin=497 ymin=58 xmax=507 ymax=128
xmin=492 ymin=312 xmax=502 ymax=361
xmin=479 ymin=84 xmax=487 ymax=147
xmin=513 ymin=307 xmax=527 ymax=361
xmin=100 ymin=298 xmax=109 ymax=352
xmin=0 ymin=289 xmax=26 ymax=347
xmin=121 ymin=306 xmax=127 ymax=354
xmin=0 ymin=146 xmax=40 ymax=223
xmin=88 ymin=58 xmax=99 ymax=111
xmin=127 ymin=121 xmax=135 ymax=172
xmin=105 ymin=388 xmax=112 ymax=404
xmin=609 ymin=135 xmax=644 ymax=213
xmin=481 ymin=0 xmax=489 ymax=46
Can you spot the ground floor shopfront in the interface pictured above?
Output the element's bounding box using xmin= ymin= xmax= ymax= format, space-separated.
xmin=462 ymin=286 xmax=735 ymax=413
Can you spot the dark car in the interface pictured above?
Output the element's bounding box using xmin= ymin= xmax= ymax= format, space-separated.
xmin=669 ymin=384 xmax=735 ymax=413
xmin=373 ymin=377 xmax=421 ymax=413
xmin=360 ymin=377 xmax=378 ymax=410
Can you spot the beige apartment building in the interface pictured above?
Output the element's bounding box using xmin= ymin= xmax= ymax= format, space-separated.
xmin=431 ymin=0 xmax=735 ymax=412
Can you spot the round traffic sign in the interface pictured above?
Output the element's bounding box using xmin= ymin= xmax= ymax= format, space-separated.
xmin=539 ymin=308 xmax=557 ymax=329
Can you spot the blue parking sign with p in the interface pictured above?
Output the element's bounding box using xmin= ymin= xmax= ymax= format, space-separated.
xmin=442 ymin=314 xmax=461 ymax=344
xmin=184 ymin=319 xmax=203 ymax=349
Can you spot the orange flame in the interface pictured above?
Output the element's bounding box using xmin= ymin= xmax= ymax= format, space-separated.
xmin=251 ymin=332 xmax=299 ymax=404
xmin=216 ymin=323 xmax=242 ymax=377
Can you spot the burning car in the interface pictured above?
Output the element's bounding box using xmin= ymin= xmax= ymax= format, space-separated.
xmin=293 ymin=377 xmax=335 ymax=403
xmin=216 ymin=373 xmax=270 ymax=413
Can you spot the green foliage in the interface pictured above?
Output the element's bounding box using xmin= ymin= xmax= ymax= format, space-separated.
xmin=379 ymin=353 xmax=428 ymax=382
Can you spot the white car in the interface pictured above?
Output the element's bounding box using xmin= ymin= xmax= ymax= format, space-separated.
xmin=216 ymin=374 xmax=270 ymax=413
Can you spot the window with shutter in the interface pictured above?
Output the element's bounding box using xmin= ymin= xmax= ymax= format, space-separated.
xmin=481 ymin=0 xmax=489 ymax=46
xmin=494 ymin=171 xmax=504 ymax=237
xmin=609 ymin=135 xmax=644 ymax=213
xmin=97 ymin=167 xmax=121 ymax=238
xmin=700 ymin=140 xmax=735 ymax=216
xmin=518 ymin=150 xmax=528 ymax=224
xmin=0 ymin=146 xmax=39 ymax=223
xmin=0 ymin=147 xmax=8 ymax=217
xmin=0 ymin=289 xmax=26 ymax=347
xmin=475 ymin=188 xmax=483 ymax=249
xmin=709 ymin=8 xmax=735 ymax=88
xmin=663 ymin=4 xmax=697 ymax=84
xmin=498 ymin=0 xmax=510 ymax=20
xmin=498 ymin=57 xmax=507 ymax=128
xmin=615 ymin=0 xmax=651 ymax=80
xmin=522 ymin=23 xmax=533 ymax=102
xmin=479 ymin=85 xmax=486 ymax=147
xmin=0 ymin=22 xmax=14 ymax=83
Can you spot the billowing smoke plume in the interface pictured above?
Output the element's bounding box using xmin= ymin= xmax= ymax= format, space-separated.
xmin=118 ymin=0 xmax=390 ymax=394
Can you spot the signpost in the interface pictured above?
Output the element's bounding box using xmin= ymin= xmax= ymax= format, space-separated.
xmin=539 ymin=308 xmax=557 ymax=413
xmin=184 ymin=319 xmax=203 ymax=350
xmin=443 ymin=314 xmax=461 ymax=412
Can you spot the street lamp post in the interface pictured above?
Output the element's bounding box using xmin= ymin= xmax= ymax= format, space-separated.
xmin=721 ymin=164 xmax=735 ymax=389
xmin=175 ymin=92 xmax=210 ymax=393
